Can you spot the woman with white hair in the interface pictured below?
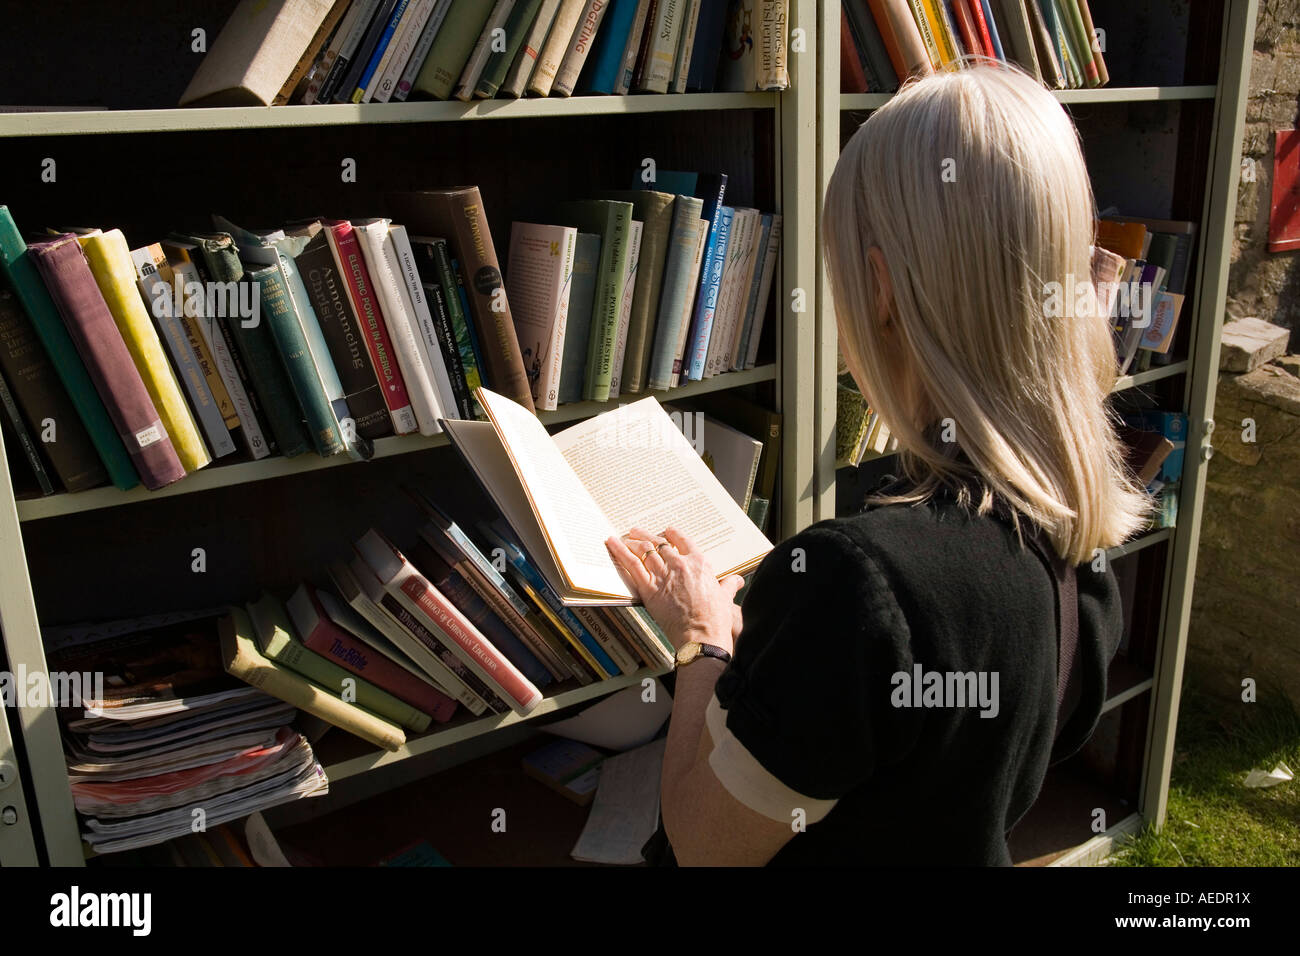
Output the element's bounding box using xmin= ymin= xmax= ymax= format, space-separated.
xmin=606 ymin=62 xmax=1148 ymax=866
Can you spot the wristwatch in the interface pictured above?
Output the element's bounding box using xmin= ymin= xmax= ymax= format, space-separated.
xmin=675 ymin=641 xmax=732 ymax=668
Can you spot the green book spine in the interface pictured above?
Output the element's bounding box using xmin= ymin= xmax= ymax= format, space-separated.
xmin=248 ymin=264 xmax=345 ymax=458
xmin=0 ymin=206 xmax=139 ymax=490
xmin=559 ymin=199 xmax=634 ymax=402
xmin=198 ymin=241 xmax=312 ymax=457
xmin=475 ymin=0 xmax=545 ymax=97
xmin=250 ymin=596 xmax=432 ymax=733
xmin=428 ymin=239 xmax=483 ymax=397
xmin=412 ymin=0 xmax=496 ymax=99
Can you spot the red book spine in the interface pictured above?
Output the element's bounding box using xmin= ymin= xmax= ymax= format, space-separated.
xmin=950 ymin=0 xmax=981 ymax=57
xmin=325 ymin=220 xmax=417 ymax=433
xmin=841 ymin=8 xmax=868 ymax=93
xmin=27 ymin=236 xmax=185 ymax=490
xmin=399 ymin=574 xmax=541 ymax=714
xmin=300 ymin=593 xmax=457 ymax=722
xmin=965 ymin=0 xmax=996 ymax=58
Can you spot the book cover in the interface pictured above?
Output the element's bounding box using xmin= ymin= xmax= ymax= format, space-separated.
xmin=607 ymin=219 xmax=642 ymax=397
xmin=742 ymin=212 xmax=780 ymax=369
xmin=645 ymin=195 xmax=704 ymax=390
xmin=28 ymin=236 xmax=186 ymax=491
xmin=386 ymin=188 xmax=535 ymax=412
xmin=79 ymin=230 xmax=211 ymax=474
xmin=0 ymin=284 xmax=108 ymax=491
xmin=557 ymin=232 xmax=601 ymax=405
xmin=685 ymin=204 xmax=732 ymax=381
xmin=553 ymin=0 xmax=610 ymax=96
xmin=506 ymin=222 xmax=578 ymax=411
xmin=180 ymin=0 xmax=339 ymax=106
xmin=637 ymin=0 xmax=682 ymax=92
xmin=389 ymin=225 xmax=462 ymax=422
xmin=731 ymin=211 xmax=771 ymax=370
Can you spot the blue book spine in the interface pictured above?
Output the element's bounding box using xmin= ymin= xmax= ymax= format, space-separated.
xmin=502 ymin=551 xmax=619 ymax=678
xmin=440 ymin=568 xmax=554 ymax=688
xmin=354 ymin=0 xmax=412 ymax=100
xmin=980 ymin=0 xmax=1005 ymax=59
xmin=582 ymin=0 xmax=641 ymax=94
xmin=685 ymin=205 xmax=733 ymax=381
xmin=335 ymin=0 xmax=399 ymax=102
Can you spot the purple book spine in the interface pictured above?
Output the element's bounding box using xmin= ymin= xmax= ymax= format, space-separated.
xmin=29 ymin=236 xmax=185 ymax=490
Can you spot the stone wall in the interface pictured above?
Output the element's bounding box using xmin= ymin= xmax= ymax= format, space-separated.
xmin=1230 ymin=0 xmax=1300 ymax=335
xmin=1189 ymin=360 xmax=1300 ymax=709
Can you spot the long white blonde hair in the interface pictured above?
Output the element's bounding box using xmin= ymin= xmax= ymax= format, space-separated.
xmin=822 ymin=63 xmax=1149 ymax=564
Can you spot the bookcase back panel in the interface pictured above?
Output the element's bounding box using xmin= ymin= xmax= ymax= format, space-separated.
xmin=0 ymin=0 xmax=242 ymax=110
xmin=21 ymin=442 xmax=511 ymax=627
xmin=0 ymin=112 xmax=775 ymax=255
xmin=1084 ymin=0 xmax=1223 ymax=87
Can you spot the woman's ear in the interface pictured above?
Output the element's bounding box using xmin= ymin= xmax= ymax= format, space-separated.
xmin=867 ymin=246 xmax=895 ymax=335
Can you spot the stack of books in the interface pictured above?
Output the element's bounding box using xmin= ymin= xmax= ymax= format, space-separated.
xmin=180 ymin=0 xmax=791 ymax=108
xmin=840 ymin=0 xmax=1110 ymax=93
xmin=43 ymin=609 xmax=328 ymax=855
xmin=0 ymin=173 xmax=779 ymax=501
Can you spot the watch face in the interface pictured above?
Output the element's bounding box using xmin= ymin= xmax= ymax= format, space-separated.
xmin=676 ymin=642 xmax=700 ymax=664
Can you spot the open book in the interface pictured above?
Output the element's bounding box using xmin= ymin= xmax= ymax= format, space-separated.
xmin=442 ymin=388 xmax=773 ymax=605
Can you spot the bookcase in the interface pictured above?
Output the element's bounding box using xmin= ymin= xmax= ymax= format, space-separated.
xmin=0 ymin=0 xmax=829 ymax=865
xmin=823 ymin=0 xmax=1256 ymax=863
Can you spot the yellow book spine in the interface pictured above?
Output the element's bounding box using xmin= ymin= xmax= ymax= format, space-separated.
xmin=78 ymin=231 xmax=211 ymax=472
xmin=921 ymin=0 xmax=960 ymax=66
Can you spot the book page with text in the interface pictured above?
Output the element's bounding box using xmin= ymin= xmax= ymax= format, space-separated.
xmin=551 ymin=397 xmax=772 ymax=578
xmin=473 ymin=390 xmax=630 ymax=599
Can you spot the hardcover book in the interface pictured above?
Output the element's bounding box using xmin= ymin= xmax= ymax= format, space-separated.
xmin=506 ymin=222 xmax=578 ymax=411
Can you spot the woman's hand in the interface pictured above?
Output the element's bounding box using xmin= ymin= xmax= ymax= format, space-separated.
xmin=605 ymin=527 xmax=744 ymax=654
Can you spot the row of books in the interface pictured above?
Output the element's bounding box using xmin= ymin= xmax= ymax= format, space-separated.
xmin=0 ymin=169 xmax=778 ymax=499
xmin=840 ymin=0 xmax=1110 ymax=94
xmin=182 ymin=0 xmax=791 ymax=108
xmin=1094 ymin=216 xmax=1196 ymax=376
xmin=45 ymin=608 xmax=329 ymax=855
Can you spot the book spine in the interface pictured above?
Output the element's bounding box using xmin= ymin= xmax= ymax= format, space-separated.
xmin=608 ymin=220 xmax=642 ymax=397
xmin=638 ymin=0 xmax=681 ymax=92
xmin=744 ymin=213 xmax=780 ymax=368
xmin=355 ymin=222 xmax=443 ymax=435
xmin=922 ymin=0 xmax=960 ymax=65
xmin=345 ymin=0 xmax=406 ymax=101
xmin=221 ymin=288 xmax=312 ymax=458
xmin=725 ymin=209 xmax=764 ymax=371
xmin=571 ymin=606 xmax=639 ymax=675
xmin=432 ymin=241 xmax=484 ymax=399
xmin=28 ymin=238 xmax=185 ymax=490
xmin=0 ymin=286 xmax=108 ymax=491
xmin=965 ymin=0 xmax=996 ymax=56
xmin=646 ymin=197 xmax=703 ymax=390
xmin=476 ymin=0 xmax=543 ymax=97
xmin=304 ymin=0 xmax=374 ymax=103
xmin=1060 ymin=0 xmax=1098 ymax=86
xmin=297 ymin=237 xmax=393 ymax=441
xmin=276 ymin=0 xmax=355 ymax=104
xmin=1074 ymin=0 xmax=1106 ymax=85
xmin=222 ymin=614 xmax=406 ymax=752
xmin=553 ymin=0 xmax=610 ymax=96
xmin=906 ymin=0 xmax=944 ymax=67
xmin=424 ymin=189 xmax=534 ymax=411
xmin=79 ymin=232 xmax=210 ymax=473
xmin=378 ymin=591 xmax=506 ymax=712
xmin=413 ymin=1 xmax=496 ymax=99
xmin=328 ymin=223 xmax=419 ymax=434
xmin=583 ymin=203 xmax=633 ymax=401
xmin=454 ymin=0 xmax=517 ymax=101
xmin=0 ymin=366 xmax=54 ymax=495
xmin=686 ymin=0 xmax=727 ymax=91
xmin=540 ymin=230 xmax=575 ymax=411
xmin=501 ymin=0 xmax=562 ymax=97
xmin=671 ymin=0 xmax=703 ymax=92
xmin=203 ymin=311 xmax=271 ymax=460
xmin=409 ymin=238 xmax=473 ymax=418
xmin=396 ymin=573 xmax=541 ymax=714
xmin=518 ymin=571 xmax=616 ymax=677
xmin=617 ymin=0 xmax=655 ymax=94
xmin=296 ymin=617 xmax=450 ymax=724
xmin=631 ymin=0 xmax=659 ymax=88
xmin=321 ymin=0 xmax=387 ymax=102
xmin=250 ymin=264 xmax=345 ymax=458
xmin=131 ymin=249 xmax=237 ymax=459
xmin=754 ymin=0 xmax=789 ymax=89
xmin=394 ymin=0 xmax=455 ymax=100
xmin=371 ymin=0 xmax=436 ymax=102
xmin=620 ymin=194 xmax=673 ymax=394
xmin=703 ymin=208 xmax=747 ymax=377
xmin=671 ymin=220 xmax=709 ymax=385
xmin=390 ymin=226 xmax=461 ymax=422
xmin=170 ymin=269 xmax=240 ymax=436
xmin=529 ymin=0 xmax=588 ymax=95
xmin=505 ymin=224 xmax=575 ymax=412
xmin=685 ymin=204 xmax=732 ymax=381
xmin=949 ymin=0 xmax=980 ymax=56
xmin=264 ymin=624 xmax=433 ymax=732
xmin=873 ymin=0 xmax=934 ymax=77
xmin=557 ymin=233 xmax=599 ymax=405
xmin=732 ymin=212 xmax=772 ymax=370
xmin=580 ymin=0 xmax=639 ymax=94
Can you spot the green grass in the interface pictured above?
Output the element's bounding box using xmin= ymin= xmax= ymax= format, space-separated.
xmin=1109 ymin=686 xmax=1300 ymax=866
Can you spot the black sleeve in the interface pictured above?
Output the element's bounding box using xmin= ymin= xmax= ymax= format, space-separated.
xmin=710 ymin=522 xmax=923 ymax=809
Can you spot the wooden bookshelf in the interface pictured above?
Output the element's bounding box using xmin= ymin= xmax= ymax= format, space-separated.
xmin=823 ymin=0 xmax=1256 ymax=865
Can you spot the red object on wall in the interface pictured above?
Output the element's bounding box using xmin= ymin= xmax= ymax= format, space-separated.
xmin=1268 ymin=129 xmax=1300 ymax=251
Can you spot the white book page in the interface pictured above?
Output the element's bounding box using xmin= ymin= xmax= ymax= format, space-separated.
xmin=550 ymin=396 xmax=772 ymax=578
xmin=454 ymin=393 xmax=631 ymax=600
